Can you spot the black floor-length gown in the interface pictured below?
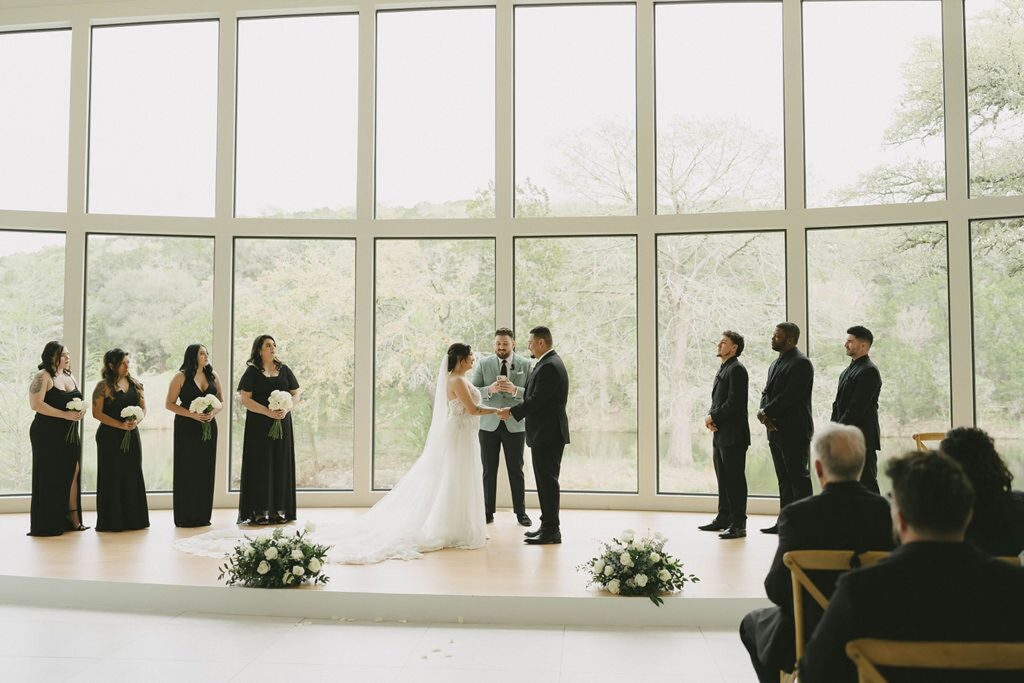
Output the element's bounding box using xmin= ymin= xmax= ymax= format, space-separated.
xmin=95 ymin=384 xmax=150 ymax=532
xmin=237 ymin=364 xmax=298 ymax=524
xmin=172 ymin=377 xmax=217 ymax=527
xmin=28 ymin=384 xmax=84 ymax=536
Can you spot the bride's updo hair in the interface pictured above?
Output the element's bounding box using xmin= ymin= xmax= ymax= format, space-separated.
xmin=446 ymin=343 xmax=472 ymax=372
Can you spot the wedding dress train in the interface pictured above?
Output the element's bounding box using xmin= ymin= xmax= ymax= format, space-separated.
xmin=175 ymin=357 xmax=486 ymax=564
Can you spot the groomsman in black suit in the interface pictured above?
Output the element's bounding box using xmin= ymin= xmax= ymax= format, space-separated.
xmin=699 ymin=331 xmax=750 ymax=539
xmin=830 ymin=326 xmax=882 ymax=493
xmin=499 ymin=326 xmax=570 ymax=545
xmin=758 ymin=322 xmax=814 ymax=533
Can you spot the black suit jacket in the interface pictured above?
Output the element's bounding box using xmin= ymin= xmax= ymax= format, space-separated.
xmin=760 ymin=348 xmax=814 ymax=442
xmin=709 ymin=357 xmax=750 ymax=448
xmin=800 ymin=541 xmax=1024 ymax=683
xmin=509 ymin=350 xmax=570 ymax=448
xmin=830 ymin=355 xmax=882 ymax=452
xmin=750 ymin=481 xmax=894 ymax=670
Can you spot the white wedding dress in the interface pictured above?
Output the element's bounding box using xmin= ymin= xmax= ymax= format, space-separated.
xmin=175 ymin=357 xmax=486 ymax=564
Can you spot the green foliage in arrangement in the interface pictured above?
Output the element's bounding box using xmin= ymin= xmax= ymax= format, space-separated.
xmin=218 ymin=527 xmax=332 ymax=589
xmin=578 ymin=530 xmax=699 ymax=606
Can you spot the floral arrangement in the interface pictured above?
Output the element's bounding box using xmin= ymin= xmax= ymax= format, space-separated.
xmin=578 ymin=529 xmax=699 ymax=606
xmin=188 ymin=395 xmax=222 ymax=441
xmin=65 ymin=398 xmax=86 ymax=444
xmin=267 ymin=390 xmax=293 ymax=440
xmin=218 ymin=526 xmax=331 ymax=589
xmin=118 ymin=405 xmax=144 ymax=452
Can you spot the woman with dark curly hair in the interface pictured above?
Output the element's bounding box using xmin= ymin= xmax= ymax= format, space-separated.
xmin=940 ymin=427 xmax=1024 ymax=556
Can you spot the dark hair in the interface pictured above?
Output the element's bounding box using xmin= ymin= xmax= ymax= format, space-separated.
xmin=247 ymin=335 xmax=282 ymax=369
xmin=776 ymin=322 xmax=801 ymax=344
xmin=179 ymin=343 xmax=217 ymax=387
xmin=447 ymin=343 xmax=472 ymax=372
xmin=529 ymin=326 xmax=553 ymax=346
xmin=495 ymin=327 xmax=515 ymax=340
xmin=847 ymin=325 xmax=874 ymax=346
xmin=940 ymin=427 xmax=1014 ymax=540
xmin=722 ymin=330 xmax=745 ymax=357
xmin=38 ymin=341 xmax=68 ymax=377
xmin=100 ymin=348 xmax=142 ymax=400
xmin=886 ymin=450 xmax=975 ymax=536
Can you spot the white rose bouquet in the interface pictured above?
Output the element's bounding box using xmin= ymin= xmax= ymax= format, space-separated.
xmin=188 ymin=395 xmax=222 ymax=441
xmin=65 ymin=397 xmax=87 ymax=444
xmin=118 ymin=405 xmax=145 ymax=453
xmin=266 ymin=390 xmax=293 ymax=440
xmin=577 ymin=530 xmax=699 ymax=606
xmin=218 ymin=528 xmax=331 ymax=589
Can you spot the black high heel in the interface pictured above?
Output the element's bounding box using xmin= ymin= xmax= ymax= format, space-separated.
xmin=65 ymin=510 xmax=89 ymax=531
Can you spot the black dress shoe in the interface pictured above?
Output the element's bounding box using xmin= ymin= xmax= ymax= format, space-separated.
xmin=516 ymin=513 xmax=532 ymax=527
xmin=486 ymin=513 xmax=494 ymax=524
xmin=760 ymin=524 xmax=779 ymax=534
xmin=719 ymin=528 xmax=747 ymax=539
xmin=524 ymin=532 xmax=561 ymax=545
xmin=524 ymin=528 xmax=542 ymax=538
xmin=698 ymin=521 xmax=729 ymax=532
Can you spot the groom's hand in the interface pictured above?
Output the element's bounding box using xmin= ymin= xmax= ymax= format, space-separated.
xmin=496 ymin=407 xmax=512 ymax=420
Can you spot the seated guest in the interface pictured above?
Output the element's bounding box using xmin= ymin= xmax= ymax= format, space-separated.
xmin=740 ymin=423 xmax=893 ymax=683
xmin=940 ymin=427 xmax=1024 ymax=557
xmin=800 ymin=450 xmax=1024 ymax=683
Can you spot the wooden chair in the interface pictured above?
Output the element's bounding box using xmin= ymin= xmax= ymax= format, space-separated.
xmin=911 ymin=432 xmax=945 ymax=451
xmin=782 ymin=550 xmax=890 ymax=662
xmin=845 ymin=639 xmax=1024 ymax=682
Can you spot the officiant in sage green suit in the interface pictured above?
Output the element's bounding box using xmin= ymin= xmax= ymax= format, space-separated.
xmin=471 ymin=327 xmax=533 ymax=527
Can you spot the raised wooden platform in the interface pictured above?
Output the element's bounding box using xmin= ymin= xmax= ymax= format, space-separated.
xmin=0 ymin=508 xmax=774 ymax=626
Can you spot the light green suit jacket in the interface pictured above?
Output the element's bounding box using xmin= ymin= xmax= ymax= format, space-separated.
xmin=471 ymin=352 xmax=531 ymax=433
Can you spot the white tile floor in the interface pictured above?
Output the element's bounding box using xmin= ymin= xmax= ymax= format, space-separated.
xmin=0 ymin=604 xmax=758 ymax=682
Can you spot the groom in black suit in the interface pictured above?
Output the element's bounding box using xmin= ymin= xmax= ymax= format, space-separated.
xmin=830 ymin=325 xmax=882 ymax=493
xmin=499 ymin=326 xmax=570 ymax=545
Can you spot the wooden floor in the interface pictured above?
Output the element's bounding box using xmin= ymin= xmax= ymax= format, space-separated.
xmin=3 ymin=508 xmax=779 ymax=600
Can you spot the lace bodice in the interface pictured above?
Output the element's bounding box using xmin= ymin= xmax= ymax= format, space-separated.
xmin=448 ymin=383 xmax=482 ymax=418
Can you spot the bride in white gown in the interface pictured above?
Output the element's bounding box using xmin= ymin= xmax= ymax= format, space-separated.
xmin=175 ymin=343 xmax=500 ymax=564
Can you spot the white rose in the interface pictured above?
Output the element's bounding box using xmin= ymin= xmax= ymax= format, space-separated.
xmin=291 ymin=547 xmax=304 ymax=560
xmin=607 ymin=579 xmax=620 ymax=594
xmin=256 ymin=561 xmax=270 ymax=575
xmin=593 ymin=559 xmax=605 ymax=574
xmin=649 ymin=552 xmax=661 ymax=564
xmin=243 ymin=546 xmax=255 ymax=557
xmin=658 ymin=569 xmax=671 ymax=582
xmin=304 ymin=521 xmax=316 ymax=533
xmin=308 ymin=558 xmax=322 ymax=573
xmin=264 ymin=547 xmax=278 ymax=560
xmin=619 ymin=552 xmax=634 ymax=567
xmin=603 ymin=565 xmax=614 ymax=576
xmin=292 ymin=565 xmax=305 ymax=576
xmin=625 ymin=577 xmax=636 ymax=588
xmin=620 ymin=529 xmax=635 ymax=542
xmin=635 ymin=574 xmax=648 ymax=587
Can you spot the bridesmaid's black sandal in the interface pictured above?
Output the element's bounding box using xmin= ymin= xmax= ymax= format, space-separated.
xmin=65 ymin=510 xmax=89 ymax=531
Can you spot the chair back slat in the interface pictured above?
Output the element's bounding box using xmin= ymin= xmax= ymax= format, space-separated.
xmin=846 ymin=639 xmax=1024 ymax=682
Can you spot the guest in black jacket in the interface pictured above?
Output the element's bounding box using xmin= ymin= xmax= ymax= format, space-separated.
xmin=758 ymin=322 xmax=815 ymax=532
xmin=940 ymin=427 xmax=1024 ymax=557
xmin=800 ymin=450 xmax=1024 ymax=683
xmin=699 ymin=330 xmax=750 ymax=539
xmin=830 ymin=325 xmax=883 ymax=493
xmin=740 ymin=423 xmax=894 ymax=683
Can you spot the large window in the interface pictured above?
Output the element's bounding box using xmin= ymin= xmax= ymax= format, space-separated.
xmin=82 ymin=234 xmax=215 ymax=492
xmin=88 ymin=21 xmax=218 ymax=217
xmin=655 ymin=3 xmax=783 ymax=213
xmin=0 ymin=30 xmax=71 ymax=212
xmin=514 ymin=236 xmax=637 ymax=492
xmin=807 ymin=224 xmax=951 ymax=489
xmin=972 ymin=217 xmax=1024 ymax=481
xmin=231 ymin=239 xmax=357 ymax=490
xmin=514 ymin=4 xmax=636 ymax=217
xmin=966 ymin=0 xmax=1024 ymax=198
xmin=373 ymin=239 xmax=495 ymax=489
xmin=656 ymin=231 xmax=786 ymax=495
xmin=803 ymin=1 xmax=945 ymax=207
xmin=376 ymin=8 xmax=495 ymax=219
xmin=235 ymin=15 xmax=358 ymax=218
xmin=0 ymin=231 xmax=65 ymax=496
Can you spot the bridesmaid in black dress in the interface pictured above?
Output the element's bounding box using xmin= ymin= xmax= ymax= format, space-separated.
xmin=27 ymin=341 xmax=88 ymax=536
xmin=92 ymin=348 xmax=149 ymax=532
xmin=237 ymin=334 xmax=301 ymax=525
xmin=165 ymin=343 xmax=222 ymax=527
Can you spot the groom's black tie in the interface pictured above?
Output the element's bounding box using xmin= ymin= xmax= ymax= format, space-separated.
xmin=500 ymin=359 xmax=508 ymax=377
